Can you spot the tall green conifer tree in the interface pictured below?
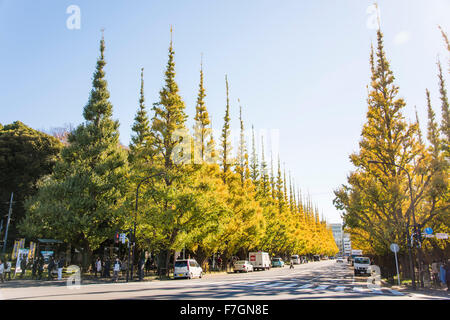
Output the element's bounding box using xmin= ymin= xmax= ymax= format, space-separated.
xmin=23 ymin=34 xmax=129 ymax=265
xmin=130 ymin=68 xmax=151 ymax=163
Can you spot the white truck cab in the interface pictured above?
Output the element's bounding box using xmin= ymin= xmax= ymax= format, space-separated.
xmin=353 ymin=256 xmax=371 ymax=276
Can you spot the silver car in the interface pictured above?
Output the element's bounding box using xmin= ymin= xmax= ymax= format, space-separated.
xmin=233 ymin=260 xmax=254 ymax=273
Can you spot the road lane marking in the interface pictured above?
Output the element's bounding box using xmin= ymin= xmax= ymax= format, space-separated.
xmin=264 ymin=282 xmax=299 ymax=289
xmin=334 ymin=286 xmax=346 ymax=292
xmin=298 ymin=283 xmax=313 ymax=289
xmin=243 ymin=281 xmax=270 ymax=287
xmin=264 ymin=282 xmax=282 ymax=288
xmin=370 ymin=288 xmax=383 ymax=294
xmin=387 ymin=289 xmax=403 ymax=296
xmin=353 ymin=286 xmax=369 ymax=293
xmin=315 ymin=285 xmax=329 ymax=290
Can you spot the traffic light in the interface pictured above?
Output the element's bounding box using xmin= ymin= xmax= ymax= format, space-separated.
xmin=416 ymin=227 xmax=423 ymax=247
xmin=114 ymin=231 xmax=119 ymax=244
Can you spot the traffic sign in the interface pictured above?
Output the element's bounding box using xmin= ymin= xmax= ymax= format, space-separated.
xmin=390 ymin=243 xmax=399 ymax=253
xmin=436 ymin=233 xmax=448 ymax=240
xmin=390 ymin=243 xmax=400 ymax=286
xmin=424 ymin=227 xmax=433 ymax=235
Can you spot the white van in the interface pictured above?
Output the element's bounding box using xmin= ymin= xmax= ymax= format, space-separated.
xmin=249 ymin=252 xmax=271 ymax=271
xmin=291 ymin=255 xmax=301 ymax=264
xmin=353 ymin=256 xmax=371 ymax=276
xmin=174 ymin=259 xmax=203 ymax=279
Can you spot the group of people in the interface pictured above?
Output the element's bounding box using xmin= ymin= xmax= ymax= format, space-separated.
xmin=0 ymin=255 xmax=66 ymax=282
xmin=431 ymin=259 xmax=450 ymax=291
xmin=0 ymin=258 xmax=11 ymax=282
xmin=93 ymin=256 xmax=134 ymax=282
xmin=93 ymin=256 xmax=151 ymax=282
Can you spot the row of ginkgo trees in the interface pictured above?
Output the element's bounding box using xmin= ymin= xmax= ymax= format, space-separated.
xmin=20 ymin=31 xmax=338 ymax=273
xmin=334 ymin=26 xmax=449 ymax=281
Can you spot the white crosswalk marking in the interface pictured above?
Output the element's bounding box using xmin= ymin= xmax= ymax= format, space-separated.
xmin=353 ymin=286 xmax=366 ymax=293
xmin=298 ymin=283 xmax=313 ymax=289
xmin=388 ymin=289 xmax=403 ymax=296
xmin=370 ymin=288 xmax=383 ymax=294
xmin=282 ymin=283 xmax=299 ymax=288
xmin=242 ymin=281 xmax=269 ymax=287
xmin=334 ymin=286 xmax=346 ymax=292
xmin=264 ymin=282 xmax=281 ymax=288
xmin=315 ymin=285 xmax=329 ymax=290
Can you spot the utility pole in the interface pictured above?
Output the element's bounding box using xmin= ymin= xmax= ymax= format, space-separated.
xmin=2 ymin=192 xmax=14 ymax=254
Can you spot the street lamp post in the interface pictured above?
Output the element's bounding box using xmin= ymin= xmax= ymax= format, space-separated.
xmin=127 ymin=172 xmax=164 ymax=282
xmin=368 ymin=160 xmax=417 ymax=290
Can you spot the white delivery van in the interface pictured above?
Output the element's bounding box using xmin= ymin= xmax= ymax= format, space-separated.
xmin=291 ymin=255 xmax=301 ymax=265
xmin=248 ymin=252 xmax=271 ymax=271
xmin=353 ymin=256 xmax=371 ymax=276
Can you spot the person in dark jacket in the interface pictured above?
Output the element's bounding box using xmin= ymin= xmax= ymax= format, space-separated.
xmin=57 ymin=257 xmax=65 ymax=280
xmin=47 ymin=257 xmax=55 ymax=280
xmin=104 ymin=258 xmax=111 ymax=278
xmin=138 ymin=257 xmax=145 ymax=281
xmin=37 ymin=257 xmax=44 ymax=280
xmin=20 ymin=255 xmax=27 ymax=278
xmin=31 ymin=258 xmax=38 ymax=279
xmin=445 ymin=260 xmax=450 ymax=291
xmin=145 ymin=258 xmax=151 ymax=276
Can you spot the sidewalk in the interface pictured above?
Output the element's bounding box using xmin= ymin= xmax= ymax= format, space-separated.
xmin=381 ymin=281 xmax=450 ymax=299
xmin=0 ymin=270 xmax=232 ymax=289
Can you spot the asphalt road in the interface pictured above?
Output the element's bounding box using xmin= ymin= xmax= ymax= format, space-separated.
xmin=0 ymin=260 xmax=448 ymax=300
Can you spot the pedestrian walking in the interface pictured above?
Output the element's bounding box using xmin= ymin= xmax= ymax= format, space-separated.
xmin=113 ymin=258 xmax=121 ymax=282
xmin=104 ymin=258 xmax=111 ymax=278
xmin=48 ymin=256 xmax=55 ymax=280
xmin=0 ymin=259 xmax=5 ymax=283
xmin=20 ymin=255 xmax=27 ymax=278
xmin=290 ymin=260 xmax=294 ymax=269
xmin=57 ymin=256 xmax=64 ymax=280
xmin=145 ymin=258 xmax=151 ymax=276
xmin=439 ymin=262 xmax=446 ymax=286
xmin=445 ymin=259 xmax=450 ymax=291
xmin=5 ymin=258 xmax=11 ymax=281
xmin=37 ymin=257 xmax=44 ymax=280
xmin=138 ymin=257 xmax=145 ymax=281
xmin=431 ymin=261 xmax=440 ymax=288
xmin=95 ymin=257 xmax=102 ymax=278
xmin=31 ymin=258 xmax=38 ymax=279
xmin=121 ymin=260 xmax=128 ymax=278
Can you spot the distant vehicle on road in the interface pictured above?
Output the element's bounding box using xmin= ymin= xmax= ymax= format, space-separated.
xmin=349 ymin=252 xmax=363 ymax=266
xmin=249 ymin=252 xmax=271 ymax=271
xmin=313 ymin=255 xmax=321 ymax=261
xmin=291 ymin=255 xmax=301 ymax=264
xmin=353 ymin=257 xmax=371 ymax=276
xmin=233 ymin=260 xmax=253 ymax=273
xmin=336 ymin=257 xmax=344 ymax=263
xmin=271 ymin=257 xmax=285 ymax=268
xmin=173 ymin=259 xmax=202 ymax=279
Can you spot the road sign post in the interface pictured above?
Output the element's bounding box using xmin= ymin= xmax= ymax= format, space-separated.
xmin=390 ymin=243 xmax=400 ymax=287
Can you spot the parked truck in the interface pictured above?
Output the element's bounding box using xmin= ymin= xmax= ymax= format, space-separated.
xmin=349 ymin=249 xmax=363 ymax=266
xmin=249 ymin=251 xmax=271 ymax=271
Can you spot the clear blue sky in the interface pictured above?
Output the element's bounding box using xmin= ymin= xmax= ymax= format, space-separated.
xmin=1 ymin=0 xmax=449 ymax=223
